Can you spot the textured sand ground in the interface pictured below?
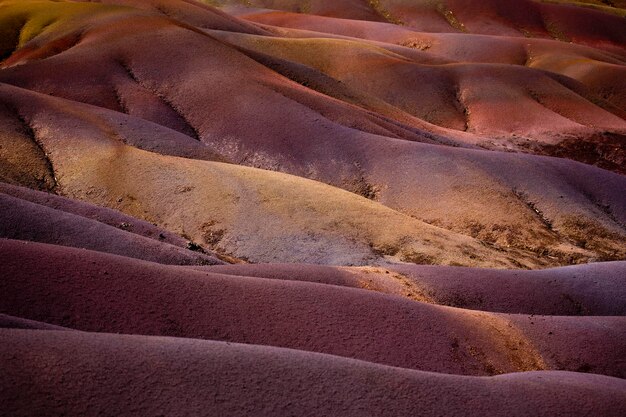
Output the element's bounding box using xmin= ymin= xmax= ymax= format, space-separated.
xmin=1 ymin=0 xmax=625 ymax=415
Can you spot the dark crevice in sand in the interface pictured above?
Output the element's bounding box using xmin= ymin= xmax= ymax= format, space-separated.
xmin=436 ymin=2 xmax=468 ymax=33
xmin=527 ymin=90 xmax=588 ymax=127
xmin=523 ymin=49 xmax=534 ymax=67
xmin=3 ymin=26 xmax=85 ymax=68
xmin=116 ymin=59 xmax=201 ymax=141
xmin=345 ymin=162 xmax=380 ymax=200
xmin=364 ymin=111 xmax=460 ymax=146
xmin=357 ymin=105 xmax=460 ymax=145
xmin=0 ymin=48 xmax=16 ymax=65
xmin=152 ymin=4 xmax=191 ymax=26
xmin=233 ymin=42 xmax=414 ymax=136
xmin=527 ymin=90 xmax=549 ymax=110
xmin=512 ymin=189 xmax=554 ymax=231
xmin=10 ymin=108 xmax=58 ymax=193
xmin=366 ymin=0 xmax=404 ymax=25
xmin=454 ymin=86 xmax=470 ymax=132
xmin=44 ymin=31 xmax=86 ymax=59
xmin=153 ymin=4 xmax=173 ymax=18
xmin=516 ymin=25 xmax=536 ymax=39
xmin=112 ymin=86 xmax=129 ymax=115
xmin=540 ymin=13 xmax=570 ymax=42
xmin=561 ymin=293 xmax=591 ymax=315
xmin=257 ymin=74 xmax=453 ymax=149
xmin=579 ymin=190 xmax=626 ymax=232
xmin=0 ymin=18 xmax=27 ymax=64
xmin=35 ymin=20 xmax=56 ymax=35
xmin=600 ymin=0 xmax=616 ymax=7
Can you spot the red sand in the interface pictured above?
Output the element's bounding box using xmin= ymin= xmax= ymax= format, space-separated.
xmin=0 ymin=1 xmax=623 ymax=266
xmin=200 ymin=261 xmax=626 ymax=315
xmin=2 ymin=329 xmax=625 ymax=417
xmin=0 ymin=314 xmax=73 ymax=331
xmin=1 ymin=0 xmax=625 ymax=414
xmin=2 ymin=238 xmax=626 ymax=378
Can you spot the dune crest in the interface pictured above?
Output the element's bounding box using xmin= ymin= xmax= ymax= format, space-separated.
xmin=1 ymin=0 xmax=624 ymax=414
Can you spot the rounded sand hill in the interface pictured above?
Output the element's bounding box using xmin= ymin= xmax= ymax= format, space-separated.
xmin=0 ymin=0 xmax=625 ymax=415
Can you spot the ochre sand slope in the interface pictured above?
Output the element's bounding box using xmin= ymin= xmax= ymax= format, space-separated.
xmin=0 ymin=0 xmax=624 ymax=266
xmin=1 ymin=79 xmax=624 ymax=265
xmin=0 ymin=185 xmax=224 ymax=265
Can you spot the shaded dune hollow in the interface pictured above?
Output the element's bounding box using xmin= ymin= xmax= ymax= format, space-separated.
xmin=0 ymin=0 xmax=625 ymax=415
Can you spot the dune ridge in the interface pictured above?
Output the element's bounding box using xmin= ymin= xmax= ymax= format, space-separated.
xmin=2 ymin=328 xmax=626 ymax=417
xmin=1 ymin=0 xmax=625 ymax=415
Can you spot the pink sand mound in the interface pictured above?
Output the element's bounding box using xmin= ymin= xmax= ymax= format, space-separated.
xmin=229 ymin=0 xmax=626 ymax=51
xmin=200 ymin=262 xmax=626 ymax=315
xmin=2 ymin=238 xmax=625 ymax=377
xmin=0 ymin=1 xmax=625 ymax=414
xmin=1 ymin=329 xmax=625 ymax=417
xmin=0 ymin=184 xmax=223 ymax=265
xmin=391 ymin=262 xmax=626 ymax=315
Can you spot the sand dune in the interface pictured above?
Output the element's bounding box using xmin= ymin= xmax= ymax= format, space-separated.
xmin=223 ymin=0 xmax=626 ymax=51
xmin=0 ymin=185 xmax=224 ymax=264
xmin=2 ymin=328 xmax=625 ymax=417
xmin=1 ymin=67 xmax=625 ymax=264
xmin=391 ymin=262 xmax=626 ymax=315
xmin=200 ymin=261 xmax=626 ymax=315
xmin=0 ymin=314 xmax=74 ymax=331
xmin=0 ymin=182 xmax=198 ymax=248
xmin=0 ymin=1 xmax=623 ymax=267
xmin=2 ymin=238 xmax=625 ymax=377
xmin=2 ymin=83 xmax=548 ymax=267
xmin=0 ymin=0 xmax=624 ymax=414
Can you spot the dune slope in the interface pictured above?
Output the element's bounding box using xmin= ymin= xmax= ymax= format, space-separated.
xmin=0 ymin=0 xmax=625 ymax=414
xmin=2 ymin=239 xmax=626 ymax=377
xmin=2 ymin=329 xmax=626 ymax=417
